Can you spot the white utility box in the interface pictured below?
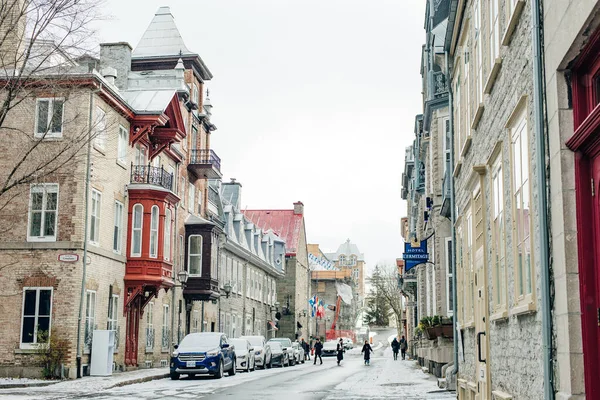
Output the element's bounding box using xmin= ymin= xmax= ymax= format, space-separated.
xmin=90 ymin=330 xmax=115 ymax=376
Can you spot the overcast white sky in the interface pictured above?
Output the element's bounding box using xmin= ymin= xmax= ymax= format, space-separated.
xmin=98 ymin=0 xmax=425 ymax=272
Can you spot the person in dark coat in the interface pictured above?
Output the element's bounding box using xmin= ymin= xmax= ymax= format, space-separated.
xmin=391 ymin=337 xmax=400 ymax=360
xmin=313 ymin=338 xmax=323 ymax=365
xmin=301 ymin=338 xmax=310 ymax=360
xmin=361 ymin=340 xmax=373 ymax=365
xmin=400 ymin=335 xmax=408 ymax=360
xmin=336 ymin=338 xmax=345 ymax=366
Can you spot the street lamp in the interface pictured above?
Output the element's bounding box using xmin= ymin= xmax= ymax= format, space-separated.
xmin=223 ymin=282 xmax=232 ymax=298
xmin=270 ymin=301 xmax=279 ymax=313
xmin=177 ymin=269 xmax=189 ymax=287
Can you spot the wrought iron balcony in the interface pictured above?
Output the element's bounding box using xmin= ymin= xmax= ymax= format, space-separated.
xmin=130 ymin=164 xmax=174 ymax=191
xmin=431 ymin=71 xmax=448 ymax=100
xmin=188 ymin=149 xmax=222 ymax=179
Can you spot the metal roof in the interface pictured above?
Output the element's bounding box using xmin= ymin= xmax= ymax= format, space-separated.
xmin=243 ymin=210 xmax=303 ymax=256
xmin=120 ymin=89 xmax=176 ymax=114
xmin=132 ymin=6 xmax=195 ymax=59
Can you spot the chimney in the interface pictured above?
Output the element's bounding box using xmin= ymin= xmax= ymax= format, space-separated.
xmin=99 ymin=42 xmax=132 ymax=90
xmin=0 ymin=0 xmax=26 ymax=70
xmin=101 ymin=67 xmax=117 ymax=86
xmin=293 ymin=201 xmax=304 ymax=215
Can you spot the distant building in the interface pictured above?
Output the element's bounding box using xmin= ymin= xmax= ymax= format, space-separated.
xmin=325 ymin=239 xmax=366 ymax=304
xmin=244 ymin=202 xmax=310 ymax=341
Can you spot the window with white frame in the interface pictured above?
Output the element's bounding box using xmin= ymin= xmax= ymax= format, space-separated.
xmin=131 ymin=204 xmax=143 ymax=257
xmin=188 ymin=235 xmax=203 ymax=276
xmin=445 ymin=238 xmax=453 ymax=315
xmin=191 ymin=126 xmax=198 ymax=150
xmin=146 ymin=302 xmax=154 ymax=349
xmin=84 ymin=290 xmax=96 ymax=351
xmin=219 ymin=253 xmax=225 ymax=288
xmin=465 ymin=207 xmax=474 ymax=324
xmin=188 ymin=183 xmax=195 ymax=213
xmin=28 ymin=184 xmax=58 ymax=242
xmin=197 ymin=190 xmax=202 ymax=215
xmin=134 ymin=143 xmax=146 ymax=165
xmin=489 ymin=0 xmax=500 ymax=69
xmin=353 ymin=268 xmax=359 ymax=280
xmin=35 ymin=98 xmax=64 ymax=138
xmin=473 ymin=0 xmax=483 ymax=104
xmin=492 ymin=155 xmax=507 ymax=313
xmin=237 ymin=261 xmax=242 ymax=294
xmin=108 ymin=294 xmax=118 ymax=331
xmin=94 ymin=107 xmax=107 ymax=150
xmin=117 ymin=126 xmax=128 ymax=164
xmin=247 ymin=266 xmax=251 ymax=297
xmin=90 ymin=189 xmax=102 ymax=244
xmin=511 ymin=108 xmax=534 ymax=303
xmin=149 ymin=206 xmax=159 ymax=258
xmin=113 ymin=201 xmax=123 ymax=254
xmin=20 ymin=288 xmax=52 ymax=348
xmin=164 ymin=208 xmax=172 ymax=261
xmin=455 ymin=74 xmax=462 ymax=153
xmin=443 ymin=118 xmax=451 ymax=172
xmin=464 ymin=47 xmax=471 ymax=136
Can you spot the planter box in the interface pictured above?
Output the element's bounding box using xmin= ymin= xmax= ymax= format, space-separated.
xmin=425 ymin=326 xmax=442 ymax=340
xmin=441 ymin=324 xmax=453 ymax=338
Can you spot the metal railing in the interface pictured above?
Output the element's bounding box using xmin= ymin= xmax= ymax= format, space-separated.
xmin=130 ymin=164 xmax=173 ymax=191
xmin=146 ymin=327 xmax=155 ymax=350
xmin=190 ymin=149 xmax=221 ymax=172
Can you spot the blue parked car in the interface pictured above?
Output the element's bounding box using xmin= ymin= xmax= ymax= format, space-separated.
xmin=170 ymin=332 xmax=236 ymax=380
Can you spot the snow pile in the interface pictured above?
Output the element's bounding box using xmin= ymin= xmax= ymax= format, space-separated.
xmin=0 ymin=377 xmax=48 ymax=387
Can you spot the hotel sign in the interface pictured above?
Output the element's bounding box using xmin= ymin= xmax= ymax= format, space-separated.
xmin=403 ymin=241 xmax=428 ymax=271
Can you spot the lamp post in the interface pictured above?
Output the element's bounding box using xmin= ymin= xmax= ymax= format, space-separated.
xmin=174 ymin=269 xmax=189 ymax=348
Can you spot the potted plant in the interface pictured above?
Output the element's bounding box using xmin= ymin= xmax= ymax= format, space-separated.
xmin=429 ymin=315 xmax=443 ymax=338
xmin=422 ymin=316 xmax=439 ymax=340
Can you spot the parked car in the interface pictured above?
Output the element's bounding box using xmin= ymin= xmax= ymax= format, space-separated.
xmin=240 ymin=335 xmax=272 ymax=369
xmin=322 ymin=340 xmax=338 ymax=356
xmin=269 ymin=341 xmax=289 ymax=367
xmin=230 ymin=338 xmax=255 ymax=372
xmin=170 ymin=332 xmax=236 ymax=380
xmin=268 ymin=338 xmax=295 ymax=366
xmin=340 ymin=337 xmax=354 ymax=350
xmin=292 ymin=342 xmax=304 ymax=364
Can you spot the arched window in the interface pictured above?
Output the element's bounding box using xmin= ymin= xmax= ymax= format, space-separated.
xmin=188 ymin=235 xmax=203 ymax=276
xmin=164 ymin=208 xmax=172 ymax=261
xmin=150 ymin=206 xmax=159 ymax=258
xmin=131 ymin=204 xmax=143 ymax=257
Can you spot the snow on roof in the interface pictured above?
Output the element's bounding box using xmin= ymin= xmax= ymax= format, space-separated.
xmin=120 ymin=89 xmax=176 ymax=114
xmin=243 ymin=210 xmax=303 ymax=256
xmin=132 ymin=7 xmax=195 ymax=59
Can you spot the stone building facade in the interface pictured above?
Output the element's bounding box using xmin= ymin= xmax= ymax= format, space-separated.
xmin=325 ymin=239 xmax=366 ymax=303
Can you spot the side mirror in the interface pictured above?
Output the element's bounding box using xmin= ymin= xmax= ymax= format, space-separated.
xmin=282 ymin=347 xmax=288 ymax=351
xmin=249 ymin=347 xmax=254 ymax=352
xmin=174 ymin=345 xmax=178 ymax=350
xmin=221 ymin=343 xmax=230 ymax=348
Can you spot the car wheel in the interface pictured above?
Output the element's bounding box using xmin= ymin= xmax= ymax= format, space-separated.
xmin=228 ymin=359 xmax=236 ymax=376
xmin=267 ymin=358 xmax=272 ymax=369
xmin=170 ymin=372 xmax=180 ymax=380
xmin=215 ymin=359 xmax=224 ymax=379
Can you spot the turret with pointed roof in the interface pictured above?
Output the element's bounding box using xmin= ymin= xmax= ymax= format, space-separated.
xmin=131 ymin=6 xmax=212 ymax=81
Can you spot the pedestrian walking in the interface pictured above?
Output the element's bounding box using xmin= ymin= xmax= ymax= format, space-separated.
xmin=361 ymin=340 xmax=373 ymax=365
xmin=400 ymin=335 xmax=408 ymax=360
xmin=313 ymin=338 xmax=323 ymax=365
xmin=336 ymin=338 xmax=345 ymax=366
xmin=391 ymin=337 xmax=400 ymax=360
xmin=301 ymin=338 xmax=310 ymax=361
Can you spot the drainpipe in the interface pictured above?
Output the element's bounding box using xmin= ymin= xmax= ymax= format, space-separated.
xmin=75 ymin=88 xmax=95 ymax=378
xmin=531 ymin=0 xmax=553 ymax=398
xmin=446 ymin=49 xmax=459 ymax=379
xmin=170 ymin=164 xmax=179 ymax=350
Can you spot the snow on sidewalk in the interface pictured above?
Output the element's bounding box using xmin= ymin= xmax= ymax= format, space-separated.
xmin=0 ymin=367 xmax=169 ymax=395
xmin=0 ymin=378 xmax=50 ymax=389
xmin=346 ymin=341 xmax=384 ymax=355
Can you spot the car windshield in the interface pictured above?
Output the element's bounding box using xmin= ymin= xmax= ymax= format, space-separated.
xmin=243 ymin=337 xmax=263 ymax=347
xmin=179 ymin=333 xmax=220 ymax=349
xmin=270 ymin=342 xmax=283 ymax=351
xmin=230 ymin=339 xmax=248 ymax=350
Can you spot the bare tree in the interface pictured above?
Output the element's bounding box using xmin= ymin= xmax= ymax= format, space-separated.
xmin=0 ymin=0 xmax=104 ymax=204
xmin=370 ymin=264 xmax=405 ymax=338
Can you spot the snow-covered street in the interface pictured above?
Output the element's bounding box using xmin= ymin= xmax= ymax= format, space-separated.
xmin=1 ymin=332 xmax=455 ymax=400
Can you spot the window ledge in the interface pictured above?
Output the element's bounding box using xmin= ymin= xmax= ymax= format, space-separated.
xmin=484 ymin=58 xmax=503 ymax=94
xmin=490 ymin=309 xmax=508 ymax=322
xmin=492 ymin=390 xmax=513 ymax=400
xmin=93 ymin=144 xmax=106 ymax=155
xmin=460 ymin=136 xmax=472 ymax=158
xmin=145 ymin=348 xmax=154 ymax=354
xmin=502 ymin=0 xmax=526 ymax=46
xmin=33 ymin=135 xmax=63 ymax=141
xmin=116 ymin=160 xmax=127 ymax=170
xmin=15 ymin=348 xmax=42 ymax=354
xmin=509 ymin=301 xmax=536 ymax=316
xmin=471 ymin=104 xmax=484 ymax=130
xmin=463 ymin=320 xmax=475 ymax=329
xmin=453 ymin=160 xmax=463 ymax=178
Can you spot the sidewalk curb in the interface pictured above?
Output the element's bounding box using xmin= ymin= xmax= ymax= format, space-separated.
xmin=0 ymin=381 xmax=59 ymax=389
xmin=108 ymin=372 xmax=169 ymax=389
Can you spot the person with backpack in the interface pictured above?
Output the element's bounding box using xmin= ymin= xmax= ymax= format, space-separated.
xmin=313 ymin=338 xmax=323 ymax=365
xmin=400 ymin=335 xmax=408 ymax=360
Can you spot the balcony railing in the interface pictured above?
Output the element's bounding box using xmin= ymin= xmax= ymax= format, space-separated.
xmin=431 ymin=71 xmax=448 ymax=99
xmin=190 ymin=149 xmax=221 ymax=173
xmin=130 ymin=164 xmax=173 ymax=191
